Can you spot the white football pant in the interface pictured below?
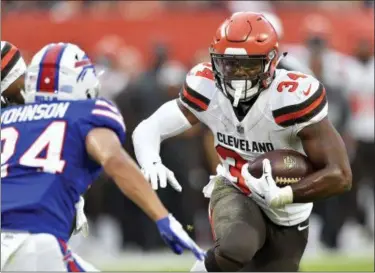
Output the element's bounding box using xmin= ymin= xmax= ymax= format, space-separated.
xmin=1 ymin=231 xmax=99 ymax=271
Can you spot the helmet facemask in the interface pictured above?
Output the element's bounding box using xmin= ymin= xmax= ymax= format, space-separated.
xmin=211 ymin=50 xmax=277 ymax=107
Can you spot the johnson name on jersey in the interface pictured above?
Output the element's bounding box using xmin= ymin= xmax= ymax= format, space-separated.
xmin=179 ymin=62 xmax=328 ymax=226
xmin=1 ymin=98 xmax=125 ymax=241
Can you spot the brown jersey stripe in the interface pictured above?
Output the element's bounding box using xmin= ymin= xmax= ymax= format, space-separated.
xmin=1 ymin=47 xmax=21 ymax=81
xmin=274 ymin=86 xmax=327 ymax=127
xmin=277 ymin=95 xmax=327 ymax=127
xmin=184 ymin=81 xmax=210 ymax=106
xmin=179 ymin=81 xmax=210 ymax=111
xmin=272 ymin=83 xmax=324 ymax=119
xmin=180 ymin=89 xmax=207 ymax=111
xmin=180 ymin=95 xmax=205 ymax=112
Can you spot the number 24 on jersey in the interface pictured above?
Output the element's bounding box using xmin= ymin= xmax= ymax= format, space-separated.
xmin=1 ymin=121 xmax=66 ymax=178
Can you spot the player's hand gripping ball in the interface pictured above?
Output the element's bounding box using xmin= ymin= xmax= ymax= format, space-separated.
xmin=248 ymin=149 xmax=314 ymax=187
xmin=241 ymin=150 xmax=314 ymax=208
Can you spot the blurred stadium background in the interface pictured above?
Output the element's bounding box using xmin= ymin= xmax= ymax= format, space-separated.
xmin=2 ymin=0 xmax=374 ymax=271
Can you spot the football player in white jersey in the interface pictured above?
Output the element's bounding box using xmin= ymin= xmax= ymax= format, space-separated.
xmin=132 ymin=12 xmax=352 ymax=271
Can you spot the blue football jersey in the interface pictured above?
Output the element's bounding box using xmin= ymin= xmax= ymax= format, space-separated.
xmin=1 ymin=98 xmax=126 ymax=241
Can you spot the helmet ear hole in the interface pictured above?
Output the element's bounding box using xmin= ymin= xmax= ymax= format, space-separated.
xmin=86 ymin=90 xmax=91 ymax=99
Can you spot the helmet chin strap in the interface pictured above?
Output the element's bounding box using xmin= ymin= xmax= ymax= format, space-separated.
xmin=228 ymin=80 xmax=259 ymax=107
xmin=233 ymin=86 xmax=242 ymax=107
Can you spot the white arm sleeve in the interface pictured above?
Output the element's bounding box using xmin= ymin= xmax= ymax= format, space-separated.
xmin=132 ymin=99 xmax=193 ymax=169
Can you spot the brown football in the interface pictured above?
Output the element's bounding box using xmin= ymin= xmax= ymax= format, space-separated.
xmin=248 ymin=149 xmax=314 ymax=187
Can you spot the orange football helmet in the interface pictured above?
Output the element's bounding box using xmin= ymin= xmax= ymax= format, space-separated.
xmin=210 ymin=12 xmax=280 ymax=106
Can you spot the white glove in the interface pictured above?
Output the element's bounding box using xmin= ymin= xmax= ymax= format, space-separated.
xmin=142 ymin=161 xmax=182 ymax=192
xmin=241 ymin=159 xmax=294 ymax=208
xmin=74 ymin=196 xmax=89 ymax=237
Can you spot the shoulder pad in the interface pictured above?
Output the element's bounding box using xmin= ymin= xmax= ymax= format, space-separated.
xmin=271 ymin=71 xmax=328 ymax=128
xmin=76 ymin=98 xmax=126 ymax=144
xmin=179 ymin=62 xmax=216 ymax=112
xmin=90 ymin=98 xmax=126 ymax=131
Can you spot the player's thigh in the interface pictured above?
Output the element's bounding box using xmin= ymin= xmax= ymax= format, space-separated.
xmin=3 ymin=233 xmax=66 ymax=271
xmin=254 ymin=219 xmax=309 ymax=271
xmin=210 ymin=178 xmax=267 ymax=262
xmin=1 ymin=231 xmax=29 ymax=271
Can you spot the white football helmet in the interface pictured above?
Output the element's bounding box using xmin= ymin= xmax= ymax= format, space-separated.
xmin=24 ymin=43 xmax=100 ymax=103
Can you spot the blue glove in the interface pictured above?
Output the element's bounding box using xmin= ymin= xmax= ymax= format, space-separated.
xmin=156 ymin=214 xmax=206 ymax=261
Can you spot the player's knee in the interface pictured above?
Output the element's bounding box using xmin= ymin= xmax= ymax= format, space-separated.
xmin=216 ymin=223 xmax=262 ymax=265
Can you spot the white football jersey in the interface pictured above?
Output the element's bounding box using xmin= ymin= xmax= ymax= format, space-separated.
xmin=179 ymin=62 xmax=328 ymax=226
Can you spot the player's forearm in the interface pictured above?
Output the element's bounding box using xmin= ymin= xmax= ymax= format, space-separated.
xmin=104 ymin=151 xmax=169 ymax=221
xmin=132 ymin=119 xmax=163 ymax=167
xmin=86 ymin=128 xmax=169 ymax=221
xmin=132 ymin=100 xmax=192 ymax=168
xmin=290 ymin=164 xmax=352 ymax=203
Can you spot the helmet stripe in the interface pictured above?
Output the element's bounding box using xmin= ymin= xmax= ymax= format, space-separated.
xmin=1 ymin=43 xmax=21 ymax=81
xmin=37 ymin=43 xmax=68 ymax=93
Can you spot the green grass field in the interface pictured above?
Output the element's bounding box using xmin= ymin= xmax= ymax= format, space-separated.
xmin=101 ymin=254 xmax=374 ymax=271
xmin=300 ymin=256 xmax=374 ymax=272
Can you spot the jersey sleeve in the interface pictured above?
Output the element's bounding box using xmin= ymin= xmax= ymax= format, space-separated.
xmin=77 ymin=98 xmax=126 ymax=144
xmin=178 ymin=62 xmax=216 ymax=112
xmin=271 ymin=73 xmax=328 ymax=134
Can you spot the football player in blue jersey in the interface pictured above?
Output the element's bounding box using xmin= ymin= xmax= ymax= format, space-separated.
xmin=1 ymin=40 xmax=89 ymax=242
xmin=0 ymin=41 xmax=98 ymax=271
xmin=1 ymin=42 xmax=205 ymax=271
